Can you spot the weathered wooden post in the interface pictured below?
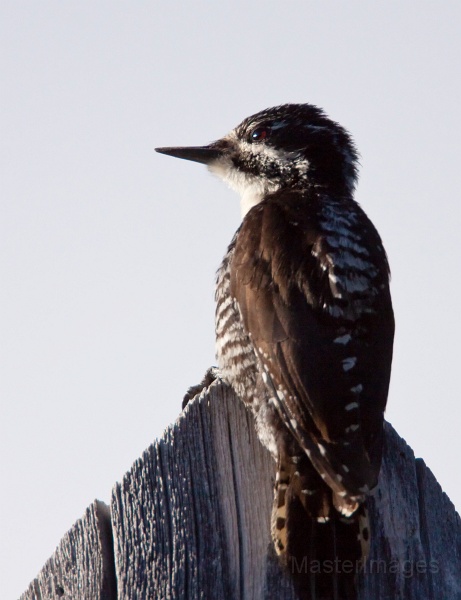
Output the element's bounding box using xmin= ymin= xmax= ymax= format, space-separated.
xmin=21 ymin=380 xmax=461 ymax=599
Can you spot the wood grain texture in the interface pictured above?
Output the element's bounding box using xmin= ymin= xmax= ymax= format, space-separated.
xmin=20 ymin=500 xmax=116 ymax=600
xmin=358 ymin=425 xmax=430 ymax=598
xmin=415 ymin=458 xmax=461 ymax=598
xmin=110 ymin=380 xmax=296 ymax=600
xmin=20 ymin=380 xmax=461 ymax=599
xmin=111 ymin=380 xmax=461 ymax=599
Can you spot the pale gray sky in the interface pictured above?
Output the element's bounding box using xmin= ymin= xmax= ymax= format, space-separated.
xmin=1 ymin=2 xmax=460 ymax=598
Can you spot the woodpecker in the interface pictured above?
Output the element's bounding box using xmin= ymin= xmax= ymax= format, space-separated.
xmin=156 ymin=104 xmax=394 ymax=600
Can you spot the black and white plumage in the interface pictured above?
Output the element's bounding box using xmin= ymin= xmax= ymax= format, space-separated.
xmin=157 ymin=104 xmax=394 ymax=599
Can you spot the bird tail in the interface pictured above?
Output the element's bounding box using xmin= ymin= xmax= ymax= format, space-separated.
xmin=272 ymin=454 xmax=368 ymax=600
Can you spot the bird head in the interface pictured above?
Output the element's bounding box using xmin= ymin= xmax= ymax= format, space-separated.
xmin=156 ymin=103 xmax=359 ymax=217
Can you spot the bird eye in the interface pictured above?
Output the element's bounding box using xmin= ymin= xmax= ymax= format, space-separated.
xmin=249 ymin=126 xmax=270 ymax=143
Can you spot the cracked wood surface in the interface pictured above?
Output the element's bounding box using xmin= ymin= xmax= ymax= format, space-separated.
xmin=21 ymin=381 xmax=461 ymax=599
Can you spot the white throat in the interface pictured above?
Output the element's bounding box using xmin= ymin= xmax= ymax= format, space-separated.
xmin=209 ymin=156 xmax=276 ymax=219
xmin=239 ymin=182 xmax=268 ymax=218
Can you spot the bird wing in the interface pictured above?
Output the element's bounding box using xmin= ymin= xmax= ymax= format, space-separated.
xmin=230 ymin=190 xmax=394 ymax=499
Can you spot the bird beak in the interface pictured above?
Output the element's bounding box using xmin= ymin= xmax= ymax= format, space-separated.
xmin=155 ymin=143 xmax=223 ymax=165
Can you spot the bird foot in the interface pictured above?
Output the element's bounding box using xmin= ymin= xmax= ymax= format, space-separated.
xmin=182 ymin=366 xmax=221 ymax=409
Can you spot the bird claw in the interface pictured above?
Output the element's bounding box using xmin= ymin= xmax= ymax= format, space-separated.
xmin=182 ymin=367 xmax=221 ymax=409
